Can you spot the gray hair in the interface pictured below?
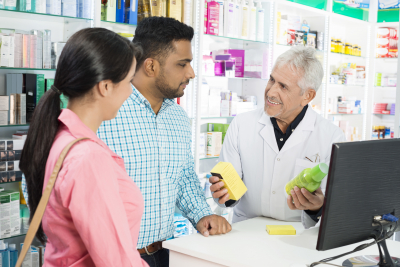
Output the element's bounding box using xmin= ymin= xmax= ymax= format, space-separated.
xmin=273 ymin=46 xmax=324 ymax=94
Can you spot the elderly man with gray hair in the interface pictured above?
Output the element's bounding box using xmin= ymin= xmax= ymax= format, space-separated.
xmin=209 ymin=46 xmax=345 ymax=228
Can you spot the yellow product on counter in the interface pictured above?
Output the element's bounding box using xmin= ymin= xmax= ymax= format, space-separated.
xmin=352 ymin=45 xmax=358 ymax=56
xmin=167 ymin=0 xmax=182 ymax=21
xmin=150 ymin=0 xmax=166 ymax=17
xmin=118 ymin=33 xmax=134 ymax=37
xmin=210 ymin=162 xmax=248 ymax=201
xmin=266 ymin=225 xmax=296 ymax=235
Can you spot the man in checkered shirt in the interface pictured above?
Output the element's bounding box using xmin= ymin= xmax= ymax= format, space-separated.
xmin=97 ymin=17 xmax=232 ymax=267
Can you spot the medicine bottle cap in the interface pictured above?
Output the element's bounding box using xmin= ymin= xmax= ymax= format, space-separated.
xmin=9 ymin=244 xmax=16 ymax=251
xmin=309 ymin=163 xmax=329 ymax=183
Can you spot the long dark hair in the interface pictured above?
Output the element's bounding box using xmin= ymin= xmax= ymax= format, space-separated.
xmin=19 ymin=28 xmax=142 ymax=244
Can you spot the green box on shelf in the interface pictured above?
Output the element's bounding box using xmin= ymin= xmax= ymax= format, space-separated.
xmin=332 ymin=1 xmax=369 ymax=21
xmin=287 ymin=0 xmax=327 ymax=10
xmin=0 ymin=192 xmax=11 ymax=238
xmin=378 ymin=9 xmax=399 ymax=23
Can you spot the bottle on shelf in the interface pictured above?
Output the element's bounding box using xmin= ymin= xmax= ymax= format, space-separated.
xmin=240 ymin=0 xmax=248 ymax=39
xmin=9 ymin=244 xmax=18 ymax=267
xmin=0 ymin=240 xmax=9 ymax=267
xmin=224 ymin=0 xmax=235 ymax=38
xmin=248 ymin=0 xmax=256 ymax=41
xmin=255 ymin=1 xmax=264 ymax=42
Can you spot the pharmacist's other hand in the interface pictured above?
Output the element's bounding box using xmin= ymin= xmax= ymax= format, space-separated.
xmin=209 ymin=176 xmax=230 ymax=204
xmin=287 ymin=187 xmax=324 ymax=212
xmin=197 ymin=214 xmax=232 ymax=237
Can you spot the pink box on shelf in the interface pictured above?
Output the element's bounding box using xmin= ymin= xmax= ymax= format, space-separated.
xmin=207 ymin=1 xmax=220 ymax=35
xmin=223 ymin=49 xmax=244 ymax=77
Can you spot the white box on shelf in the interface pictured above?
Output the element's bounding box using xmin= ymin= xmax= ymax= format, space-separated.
xmin=220 ymin=100 xmax=230 ymax=117
xmin=199 ymin=133 xmax=207 ymax=158
xmin=0 ymin=96 xmax=9 ymax=111
xmin=207 ymin=132 xmax=222 ymax=157
xmin=208 ymin=95 xmax=221 ymax=117
xmin=0 ymin=111 xmax=7 ymax=125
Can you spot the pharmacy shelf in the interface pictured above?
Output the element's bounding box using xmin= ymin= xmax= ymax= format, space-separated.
xmin=0 ymin=9 xmax=92 ymax=23
xmin=0 ymin=229 xmax=27 ymax=241
xmin=275 ymin=44 xmax=324 ymax=53
xmin=329 ymin=52 xmax=367 ymax=59
xmin=200 ymin=157 xmax=219 ymax=160
xmin=0 ymin=180 xmax=23 ymax=185
xmin=204 ymin=34 xmax=268 ymax=44
xmin=101 ymin=20 xmax=136 ymax=27
xmin=328 ymin=113 xmax=364 ymax=116
xmin=0 ymin=124 xmax=29 ymax=128
xmin=374 ymin=86 xmax=397 ymax=89
xmin=203 ymin=75 xmax=267 ymax=80
xmin=373 ymin=113 xmax=395 ymax=116
xmin=0 ymin=67 xmax=56 ymax=71
xmin=328 ymin=84 xmax=366 ymax=87
xmin=375 ymin=58 xmax=398 ymax=62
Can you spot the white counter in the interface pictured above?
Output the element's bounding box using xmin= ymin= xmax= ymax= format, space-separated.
xmin=164 ymin=217 xmax=400 ymax=267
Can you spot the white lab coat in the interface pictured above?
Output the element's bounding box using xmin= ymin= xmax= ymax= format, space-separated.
xmin=218 ymin=107 xmax=346 ymax=228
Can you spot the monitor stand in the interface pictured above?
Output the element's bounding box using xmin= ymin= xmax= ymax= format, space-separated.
xmin=342 ymin=231 xmax=400 ymax=267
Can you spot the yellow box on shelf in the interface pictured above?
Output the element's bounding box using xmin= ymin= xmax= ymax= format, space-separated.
xmin=266 ymin=225 xmax=296 ymax=235
xmin=210 ymin=162 xmax=247 ymax=201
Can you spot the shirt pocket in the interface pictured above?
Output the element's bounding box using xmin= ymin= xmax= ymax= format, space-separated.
xmin=294 ymin=158 xmax=321 ymax=177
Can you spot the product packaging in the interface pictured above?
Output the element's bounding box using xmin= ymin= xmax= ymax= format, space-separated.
xmin=0 ymin=96 xmax=9 ymax=111
xmin=46 ymin=0 xmax=61 ymax=15
xmin=116 ymin=0 xmax=126 ymax=22
xmin=150 ymin=0 xmax=166 ymax=17
xmin=167 ymin=0 xmax=181 ymax=21
xmin=4 ymin=0 xmax=17 ymax=9
xmin=128 ymin=0 xmax=138 ymax=24
xmin=207 ymin=1 xmax=220 ymax=35
xmin=285 ymin=163 xmax=329 ymax=196
xmin=240 ymin=0 xmax=248 ymax=39
xmin=181 ymin=0 xmax=192 ymax=26
xmin=199 ymin=133 xmax=207 ymax=158
xmin=62 ymin=0 xmax=76 ymax=17
xmin=210 ymin=161 xmax=247 ymax=200
xmin=43 ymin=29 xmax=51 ymax=69
xmin=207 ymin=132 xmax=222 ymax=157
xmin=256 ymin=0 xmax=264 ymax=42
xmin=204 ymin=0 xmax=208 ymax=34
xmin=0 ymin=192 xmax=11 ymax=238
xmin=266 ymin=225 xmax=296 ymax=235
xmin=216 ymin=0 xmax=224 ymax=36
xmin=248 ymin=0 xmax=256 ymax=41
xmin=3 ymin=190 xmax=20 ymax=236
xmin=222 ymin=49 xmax=244 ymax=77
xmin=25 ymin=74 xmax=45 ymax=123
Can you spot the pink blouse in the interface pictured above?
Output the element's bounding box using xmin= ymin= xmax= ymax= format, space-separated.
xmin=42 ymin=109 xmax=148 ymax=267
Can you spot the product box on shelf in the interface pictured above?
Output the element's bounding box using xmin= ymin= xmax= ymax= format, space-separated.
xmin=0 ymin=139 xmax=24 ymax=151
xmin=3 ymin=190 xmax=20 ymax=236
xmin=376 ymin=27 xmax=398 ymax=58
xmin=199 ymin=133 xmax=207 ymax=158
xmin=207 ymin=132 xmax=222 ymax=157
xmin=0 ymin=192 xmax=11 ymax=238
xmin=222 ymin=49 xmax=244 ymax=77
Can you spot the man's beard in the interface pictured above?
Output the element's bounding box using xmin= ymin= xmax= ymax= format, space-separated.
xmin=155 ymin=68 xmax=188 ymax=99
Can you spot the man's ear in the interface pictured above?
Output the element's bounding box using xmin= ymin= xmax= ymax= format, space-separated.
xmin=142 ymin=58 xmax=160 ymax=77
xmin=302 ymin=89 xmax=316 ymax=106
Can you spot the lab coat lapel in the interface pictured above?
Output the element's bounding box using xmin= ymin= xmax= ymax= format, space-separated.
xmin=258 ymin=112 xmax=279 ymax=154
xmin=279 ymin=108 xmax=316 ymax=154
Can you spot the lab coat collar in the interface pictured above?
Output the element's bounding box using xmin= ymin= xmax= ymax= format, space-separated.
xmin=258 ymin=106 xmax=317 ymax=154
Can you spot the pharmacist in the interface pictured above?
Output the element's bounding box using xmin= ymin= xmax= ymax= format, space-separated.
xmin=210 ymin=46 xmax=345 ymax=228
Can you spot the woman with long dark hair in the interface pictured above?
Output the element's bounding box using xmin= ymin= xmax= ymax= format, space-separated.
xmin=19 ymin=28 xmax=148 ymax=266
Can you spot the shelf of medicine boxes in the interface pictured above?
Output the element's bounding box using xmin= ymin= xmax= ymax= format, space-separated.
xmin=0 ymin=67 xmax=56 ymax=71
xmin=203 ymin=75 xmax=268 ymax=81
xmin=329 ymin=52 xmax=367 ymax=59
xmin=0 ymin=124 xmax=29 ymax=127
xmin=200 ymin=156 xmax=219 ymax=160
xmin=0 ymin=228 xmax=28 ymax=241
xmin=0 ymin=9 xmax=93 ymax=23
xmin=204 ymin=34 xmax=269 ymax=45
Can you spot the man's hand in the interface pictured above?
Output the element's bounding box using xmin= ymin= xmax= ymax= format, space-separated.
xmin=209 ymin=176 xmax=230 ymax=204
xmin=287 ymin=186 xmax=324 ymax=211
xmin=196 ymin=215 xmax=232 ymax=237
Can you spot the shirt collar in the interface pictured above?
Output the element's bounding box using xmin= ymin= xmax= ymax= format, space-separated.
xmin=270 ymin=105 xmax=309 ymax=134
xmin=129 ymin=84 xmax=176 ymax=113
xmin=58 ymin=109 xmax=118 ymax=156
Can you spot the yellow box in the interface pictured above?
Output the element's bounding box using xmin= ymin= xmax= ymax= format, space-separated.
xmin=266 ymin=225 xmax=296 ymax=235
xmin=210 ymin=162 xmax=247 ymax=201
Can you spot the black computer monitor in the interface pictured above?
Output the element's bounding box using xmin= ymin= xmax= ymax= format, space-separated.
xmin=317 ymin=139 xmax=400 ymax=266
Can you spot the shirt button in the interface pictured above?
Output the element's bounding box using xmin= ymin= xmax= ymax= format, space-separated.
xmin=277 ymin=158 xmax=280 ymax=161
xmin=292 ymin=129 xmax=294 ymax=132
xmin=272 ymin=191 xmax=276 ymax=194
xmin=280 ymin=138 xmax=283 ymax=141
xmin=140 ymin=104 xmax=145 ymax=108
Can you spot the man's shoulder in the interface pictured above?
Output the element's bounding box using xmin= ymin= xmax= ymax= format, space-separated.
xmin=314 ymin=113 xmax=344 ymax=137
xmin=233 ymin=108 xmax=264 ymax=123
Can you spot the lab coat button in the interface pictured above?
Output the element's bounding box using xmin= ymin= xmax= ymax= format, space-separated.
xmin=277 ymin=158 xmax=280 ymax=161
xmin=280 ymin=138 xmax=283 ymax=141
xmin=272 ymin=191 xmax=276 ymax=194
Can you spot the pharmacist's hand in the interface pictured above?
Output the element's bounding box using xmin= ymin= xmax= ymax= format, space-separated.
xmin=287 ymin=187 xmax=324 ymax=212
xmin=209 ymin=176 xmax=230 ymax=204
xmin=197 ymin=215 xmax=232 ymax=237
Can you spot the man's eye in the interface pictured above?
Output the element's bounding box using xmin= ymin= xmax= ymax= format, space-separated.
xmin=179 ymin=64 xmax=186 ymax=67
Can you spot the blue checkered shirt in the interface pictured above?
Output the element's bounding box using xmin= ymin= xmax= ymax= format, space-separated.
xmin=97 ymin=86 xmax=212 ymax=248
xmin=21 ymin=86 xmax=213 ymax=249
